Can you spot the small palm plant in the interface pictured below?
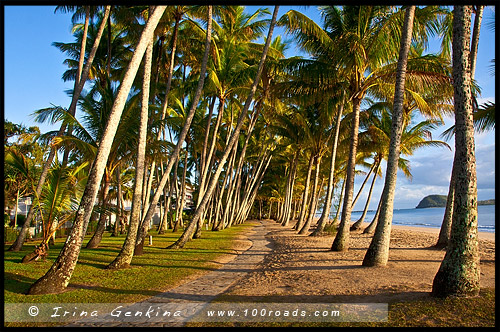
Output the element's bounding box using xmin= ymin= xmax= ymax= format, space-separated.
xmin=21 ymin=159 xmax=88 ymax=263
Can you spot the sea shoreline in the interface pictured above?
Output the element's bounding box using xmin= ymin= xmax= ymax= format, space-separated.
xmin=392 ymin=224 xmax=496 ymax=241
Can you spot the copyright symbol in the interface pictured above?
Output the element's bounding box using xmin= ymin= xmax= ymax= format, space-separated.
xmin=28 ymin=306 xmax=39 ymax=316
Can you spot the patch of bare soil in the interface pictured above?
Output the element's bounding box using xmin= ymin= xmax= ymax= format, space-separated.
xmin=220 ymin=220 xmax=495 ymax=304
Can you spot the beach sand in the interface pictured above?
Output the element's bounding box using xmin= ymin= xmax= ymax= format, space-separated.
xmin=219 ymin=219 xmax=495 ymax=305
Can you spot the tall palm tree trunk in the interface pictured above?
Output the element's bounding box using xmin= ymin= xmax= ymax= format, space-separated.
xmin=138 ymin=6 xmax=212 ymax=236
xmin=167 ymin=6 xmax=279 ymax=249
xmin=142 ymin=13 xmax=182 ymax=219
xmin=351 ymin=159 xmax=380 ymax=231
xmin=299 ymin=155 xmax=321 ymax=234
xmin=331 ymin=176 xmax=346 ymax=227
xmin=8 ymin=6 xmax=111 ymax=252
xmin=158 ymin=181 xmax=172 ymax=234
xmin=435 ymin=166 xmax=455 ymax=247
xmin=227 ymin=108 xmax=260 ymax=227
xmin=63 ymin=6 xmax=90 ymax=166
xmin=331 ymin=96 xmax=361 ymax=251
xmin=311 ymin=103 xmax=344 ymax=235
xmin=279 ymin=160 xmax=293 ymax=225
xmin=199 ymin=99 xmax=225 ymax=206
xmin=108 ymin=25 xmax=154 ymax=268
xmin=26 ymin=6 xmax=166 ymax=294
xmin=86 ymin=176 xmax=111 ymax=248
xmin=295 ymin=155 xmax=314 ymax=230
xmin=435 ymin=5 xmax=483 ymax=248
xmin=281 ymin=151 xmax=299 ymax=226
xmin=362 ymin=6 xmax=415 ymax=266
xmin=236 ymin=153 xmax=273 ymax=224
xmin=432 ymin=5 xmax=480 ymax=298
xmin=112 ymin=165 xmax=122 ymax=237
xmin=234 ymin=150 xmax=271 ymax=224
xmin=363 ymin=193 xmax=383 ymax=234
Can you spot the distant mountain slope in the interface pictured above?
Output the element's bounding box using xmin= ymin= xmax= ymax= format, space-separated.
xmin=416 ymin=195 xmax=448 ymax=208
xmin=416 ymin=195 xmax=495 ymax=208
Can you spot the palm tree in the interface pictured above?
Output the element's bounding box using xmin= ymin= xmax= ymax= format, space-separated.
xmin=280 ymin=6 xmax=414 ymax=250
xmin=21 ymin=160 xmax=88 ymax=263
xmin=134 ymin=5 xmax=213 ymax=251
xmin=362 ymin=6 xmax=416 ymax=266
xmin=269 ymin=112 xmax=304 ymax=227
xmin=4 ymin=124 xmax=42 ymax=228
xmin=196 ymin=6 xmax=271 ymax=218
xmin=8 ymin=6 xmax=111 ymax=252
xmin=311 ymin=96 xmax=347 ymax=236
xmin=167 ymin=6 xmax=280 ymax=249
xmin=107 ymin=16 xmax=154 ymax=268
xmin=33 ymin=74 xmax=142 ymax=249
xmin=435 ymin=5 xmax=486 ymax=248
xmin=294 ymin=102 xmax=333 ymax=235
xmin=352 ymin=108 xmax=451 ymax=233
xmin=27 ymin=6 xmax=167 ymax=295
xmin=432 ymin=6 xmax=480 ymax=298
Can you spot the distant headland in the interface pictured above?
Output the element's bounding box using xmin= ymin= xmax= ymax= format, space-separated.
xmin=416 ymin=195 xmax=495 ymax=209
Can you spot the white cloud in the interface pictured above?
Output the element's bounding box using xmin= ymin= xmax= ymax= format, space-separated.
xmin=350 ymin=140 xmax=494 ymax=210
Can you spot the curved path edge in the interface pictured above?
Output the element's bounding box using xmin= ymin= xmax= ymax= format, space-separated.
xmin=65 ymin=219 xmax=273 ymax=327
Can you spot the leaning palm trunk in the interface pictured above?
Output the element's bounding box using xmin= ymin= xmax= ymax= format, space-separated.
xmin=135 ymin=6 xmax=213 ymax=246
xmin=212 ymin=147 xmax=237 ymax=232
xmin=351 ymin=159 xmax=380 ymax=231
xmin=331 ymin=176 xmax=346 ymax=228
xmin=8 ymin=6 xmax=111 ymax=252
xmin=311 ymin=103 xmax=344 ymax=235
xmin=108 ymin=26 xmax=154 ymax=268
xmin=240 ymin=155 xmax=273 ymax=224
xmin=198 ymin=100 xmax=225 ymax=208
xmin=234 ymin=149 xmax=272 ymax=225
xmin=226 ymin=108 xmax=260 ymax=228
xmin=351 ymin=161 xmax=376 ymax=210
xmin=142 ymin=18 xmax=181 ymax=220
xmin=432 ymin=5 xmax=480 ymax=298
xmin=235 ymin=152 xmax=273 ymax=225
xmin=362 ymin=6 xmax=415 ymax=266
xmin=294 ymin=155 xmax=314 ymax=231
xmin=363 ymin=194 xmax=383 ymax=234
xmin=435 ymin=165 xmax=455 ymax=247
xmin=279 ymin=159 xmax=293 ymax=225
xmin=158 ymin=181 xmax=172 ymax=234
xmin=281 ymin=151 xmax=299 ymax=226
xmin=220 ymin=143 xmax=240 ymax=231
xmin=167 ymin=6 xmax=279 ymax=249
xmin=86 ymin=176 xmax=111 ymax=248
xmin=299 ymin=155 xmax=322 ymax=234
xmin=112 ymin=165 xmax=122 ymax=237
xmin=62 ymin=6 xmax=91 ymax=165
xmin=435 ymin=5 xmax=483 ymax=248
xmin=27 ymin=7 xmax=166 ymax=294
xmin=331 ymin=97 xmax=361 ymax=251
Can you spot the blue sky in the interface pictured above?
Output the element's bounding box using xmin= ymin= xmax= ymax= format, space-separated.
xmin=4 ymin=5 xmax=496 ymax=209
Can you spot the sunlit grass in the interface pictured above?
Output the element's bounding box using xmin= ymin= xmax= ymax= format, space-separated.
xmin=4 ymin=222 xmax=255 ymax=305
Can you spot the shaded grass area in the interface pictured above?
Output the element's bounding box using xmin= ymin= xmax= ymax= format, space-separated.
xmin=4 ymin=222 xmax=255 ymax=306
xmin=186 ymin=288 xmax=495 ymax=327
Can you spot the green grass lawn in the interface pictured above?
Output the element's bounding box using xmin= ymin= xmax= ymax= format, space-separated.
xmin=4 ymin=222 xmax=255 ymax=305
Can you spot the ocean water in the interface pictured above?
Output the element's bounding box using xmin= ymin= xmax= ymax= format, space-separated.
xmin=316 ymin=204 xmax=495 ymax=233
